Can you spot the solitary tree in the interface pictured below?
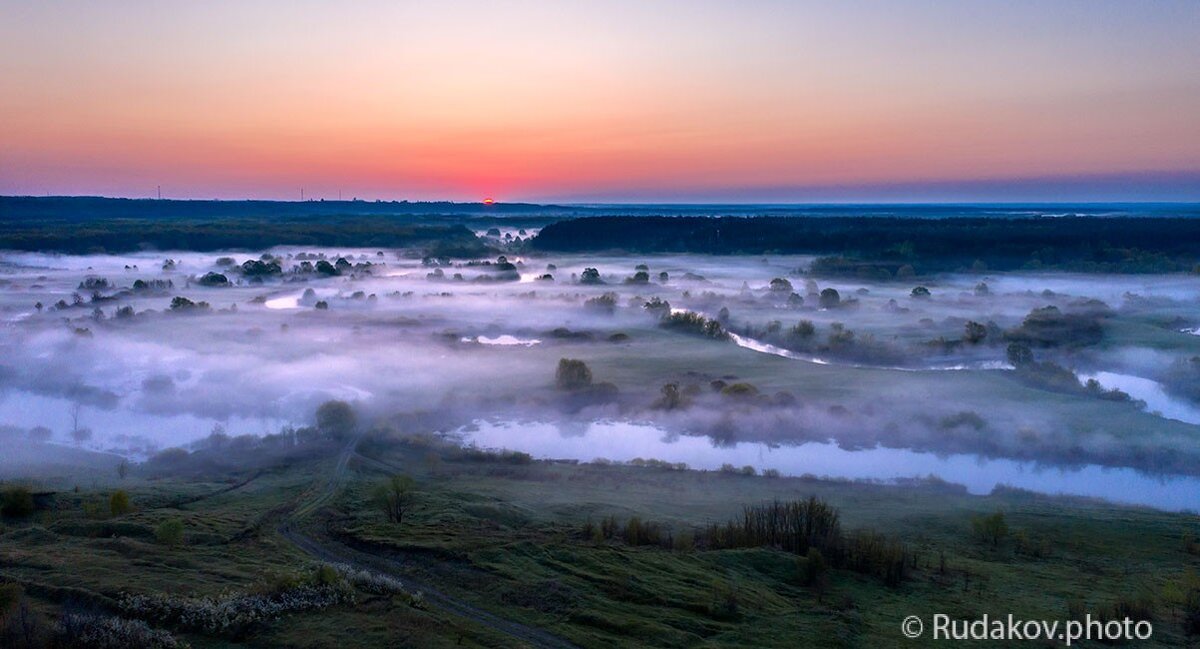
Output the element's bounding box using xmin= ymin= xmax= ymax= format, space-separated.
xmin=769 ymin=278 xmax=794 ymax=293
xmin=555 ymin=358 xmax=593 ymax=391
xmin=964 ymin=321 xmax=987 ymax=344
xmin=818 ymin=288 xmax=840 ymax=309
xmin=316 ymin=400 xmax=357 ymax=439
xmin=374 ymin=474 xmax=416 ymax=525
xmin=70 ymin=427 xmax=92 ymax=446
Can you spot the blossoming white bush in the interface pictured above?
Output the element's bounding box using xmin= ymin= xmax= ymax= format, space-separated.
xmin=119 ymin=585 xmax=352 ymax=635
xmin=118 ymin=562 xmax=421 ymax=635
xmin=57 ymin=611 xmax=186 ymax=649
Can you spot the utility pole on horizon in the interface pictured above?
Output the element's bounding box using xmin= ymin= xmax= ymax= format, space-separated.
xmin=157 ymin=185 xmax=161 ymax=200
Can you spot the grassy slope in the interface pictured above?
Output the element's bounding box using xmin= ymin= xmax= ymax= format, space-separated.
xmin=333 ymin=443 xmax=1200 ymax=647
xmin=6 ymin=436 xmax=1191 ymax=647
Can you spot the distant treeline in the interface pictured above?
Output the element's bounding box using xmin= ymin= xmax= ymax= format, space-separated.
xmin=533 ymin=216 xmax=1200 ymax=273
xmin=0 ymin=196 xmax=570 ymax=220
xmin=0 ymin=198 xmax=495 ymax=255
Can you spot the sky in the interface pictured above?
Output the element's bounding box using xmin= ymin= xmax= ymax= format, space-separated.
xmin=1 ymin=0 xmax=1198 ymax=203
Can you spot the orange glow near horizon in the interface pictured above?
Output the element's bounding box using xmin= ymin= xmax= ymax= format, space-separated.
xmin=483 ymin=198 xmax=496 ymax=205
xmin=1 ymin=1 xmax=1198 ymax=202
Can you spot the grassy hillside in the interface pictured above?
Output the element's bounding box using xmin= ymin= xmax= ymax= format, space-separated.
xmin=2 ymin=433 xmax=1197 ymax=647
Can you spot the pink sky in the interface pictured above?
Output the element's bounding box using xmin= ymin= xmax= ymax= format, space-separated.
xmin=1 ymin=1 xmax=1198 ymax=201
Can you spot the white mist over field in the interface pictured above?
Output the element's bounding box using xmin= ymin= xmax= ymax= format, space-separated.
xmin=3 ymin=246 xmax=1200 ymax=508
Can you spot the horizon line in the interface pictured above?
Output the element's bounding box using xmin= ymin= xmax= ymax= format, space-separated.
xmin=5 ymin=194 xmax=1200 ymax=208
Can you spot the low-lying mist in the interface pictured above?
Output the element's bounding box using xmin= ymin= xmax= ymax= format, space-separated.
xmin=3 ymin=246 xmax=1200 ymax=505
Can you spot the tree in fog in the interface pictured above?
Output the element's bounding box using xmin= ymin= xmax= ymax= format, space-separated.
xmin=818 ymin=288 xmax=840 ymax=309
xmin=1006 ymin=342 xmax=1034 ymax=367
xmin=374 ymin=474 xmax=416 ymax=525
xmin=555 ymin=358 xmax=593 ymax=391
xmin=964 ymin=321 xmax=987 ymax=344
xmin=656 ymin=383 xmax=684 ymax=410
xmin=315 ymin=400 xmax=357 ymax=439
xmin=769 ymin=277 xmax=793 ymax=293
xmin=26 ymin=426 xmax=51 ymax=443
xmin=68 ymin=403 xmax=92 ymax=446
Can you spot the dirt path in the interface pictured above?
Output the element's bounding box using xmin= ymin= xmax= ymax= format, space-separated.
xmin=277 ymin=436 xmax=579 ymax=649
xmin=169 ymin=469 xmax=265 ymax=508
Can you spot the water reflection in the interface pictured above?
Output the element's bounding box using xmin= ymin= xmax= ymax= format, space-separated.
xmin=1081 ymin=371 xmax=1200 ymax=426
xmin=453 ymin=419 xmax=1200 ymax=512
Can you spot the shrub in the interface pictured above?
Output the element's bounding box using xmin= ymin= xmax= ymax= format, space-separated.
xmin=155 ymin=518 xmax=185 ymax=547
xmin=655 ymin=383 xmax=685 ymax=409
xmin=119 ymin=583 xmax=352 ymax=637
xmin=721 ymin=383 xmax=759 ymax=398
xmin=971 ymin=511 xmax=1008 ymax=547
xmin=800 ymin=548 xmax=827 ymax=587
xmin=583 ymin=292 xmax=617 ymax=313
xmin=964 ymin=320 xmax=987 ymax=344
xmin=555 ymin=359 xmax=593 ymax=391
xmin=110 ymin=490 xmax=132 ymax=517
xmin=789 ymin=320 xmax=816 ymax=340
xmin=709 ymin=580 xmax=740 ymax=620
xmin=198 ymin=272 xmax=229 ymax=287
xmin=0 ymin=587 xmax=47 ymax=648
xmin=57 ymin=610 xmax=185 ymax=649
xmin=1006 ymin=305 xmax=1103 ymax=348
xmin=1 ymin=486 xmax=35 ymax=518
xmin=169 ymin=296 xmax=210 ymax=312
xmin=661 ymin=311 xmax=727 ymax=339
xmin=1006 ymin=342 xmax=1034 ymax=367
xmin=240 ymin=259 xmax=282 ymax=277
xmin=643 ymin=297 xmax=671 ymax=320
